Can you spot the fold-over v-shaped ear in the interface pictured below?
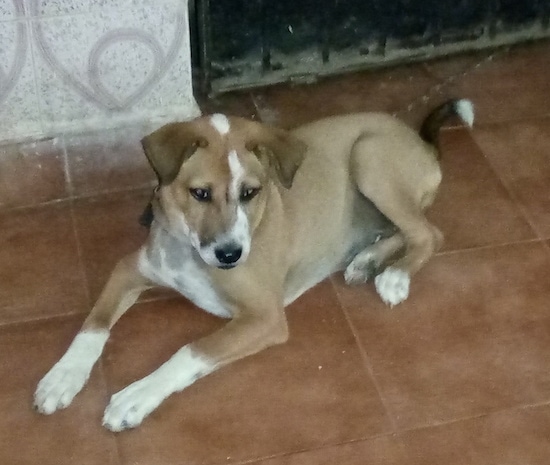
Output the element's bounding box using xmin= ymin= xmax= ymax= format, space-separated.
xmin=244 ymin=122 xmax=308 ymax=189
xmin=141 ymin=122 xmax=208 ymax=185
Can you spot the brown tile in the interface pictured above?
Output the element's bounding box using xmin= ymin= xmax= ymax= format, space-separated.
xmin=0 ymin=316 xmax=118 ymax=465
xmin=446 ymin=40 xmax=550 ymax=124
xmin=427 ymin=127 xmax=536 ymax=251
xmin=422 ymin=50 xmax=495 ymax=82
xmin=72 ymin=189 xmax=175 ymax=303
xmin=249 ymin=435 xmax=405 ymax=465
xmin=251 ymin=405 xmax=550 ymax=465
xmin=252 ymin=63 xmax=440 ymax=128
xmin=395 ymin=87 xmax=469 ymax=130
xmin=0 ymin=138 xmax=67 ymax=210
xmin=196 ymin=91 xmax=259 ymax=119
xmin=105 ymin=282 xmax=391 ymax=464
xmin=471 ymin=118 xmax=550 ymax=238
xmin=398 ymin=405 xmax=550 ymax=465
xmin=65 ymin=126 xmax=155 ymax=197
xmin=0 ymin=203 xmax=88 ymax=324
xmin=334 ymin=241 xmax=550 ymax=430
xmin=72 ymin=190 xmax=149 ymax=301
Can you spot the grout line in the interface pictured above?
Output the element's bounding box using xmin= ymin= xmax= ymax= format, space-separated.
xmin=394 ymin=397 xmax=550 ymax=437
xmin=60 ymin=135 xmax=74 ymax=197
xmin=231 ymin=398 xmax=550 ymax=465
xmin=68 ymin=198 xmax=92 ymax=309
xmin=0 ymin=309 xmax=87 ymax=332
xmin=468 ymin=111 xmax=550 ymax=128
xmin=435 ymin=237 xmax=546 ymax=257
xmin=0 ymin=182 xmax=154 ymax=215
xmin=329 ymin=277 xmax=399 ymax=432
xmin=467 ymin=134 xmax=546 ymax=240
xmin=397 ymin=46 xmax=510 ymax=118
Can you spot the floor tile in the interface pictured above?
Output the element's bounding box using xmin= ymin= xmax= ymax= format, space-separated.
xmin=0 ymin=316 xmax=118 ymax=465
xmin=0 ymin=138 xmax=67 ymax=210
xmin=197 ymin=91 xmax=259 ymax=119
xmin=249 ymin=435 xmax=404 ymax=465
xmin=472 ymin=118 xmax=550 ymax=238
xmin=65 ymin=126 xmax=155 ymax=197
xmin=252 ymin=63 xmax=440 ymax=127
xmin=397 ymin=405 xmax=550 ymax=465
xmin=422 ymin=50 xmax=494 ymax=82
xmin=0 ymin=203 xmax=88 ymax=324
xmin=427 ymin=128 xmax=536 ymax=251
xmin=445 ymin=40 xmax=550 ymax=124
xmin=72 ymin=190 xmax=152 ymax=303
xmin=334 ymin=241 xmax=550 ymax=430
xmin=105 ymin=282 xmax=391 ymax=465
xmin=251 ymin=404 xmax=550 ymax=465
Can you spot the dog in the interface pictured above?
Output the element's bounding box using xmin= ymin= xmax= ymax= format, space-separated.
xmin=34 ymin=99 xmax=473 ymax=431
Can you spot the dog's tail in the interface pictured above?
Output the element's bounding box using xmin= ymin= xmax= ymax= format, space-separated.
xmin=419 ymin=99 xmax=474 ymax=149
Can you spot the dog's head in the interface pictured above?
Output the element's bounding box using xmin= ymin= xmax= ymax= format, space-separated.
xmin=141 ymin=114 xmax=307 ymax=269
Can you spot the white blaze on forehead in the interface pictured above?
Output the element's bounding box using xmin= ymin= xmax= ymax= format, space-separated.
xmin=228 ymin=149 xmax=244 ymax=199
xmin=210 ymin=113 xmax=230 ymax=135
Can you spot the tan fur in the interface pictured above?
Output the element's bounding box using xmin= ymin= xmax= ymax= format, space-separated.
xmin=36 ymin=110 xmax=449 ymax=430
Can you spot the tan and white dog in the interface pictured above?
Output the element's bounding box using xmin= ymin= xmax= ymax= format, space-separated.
xmin=34 ymin=99 xmax=473 ymax=431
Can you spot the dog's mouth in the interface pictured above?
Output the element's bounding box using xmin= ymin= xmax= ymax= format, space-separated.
xmin=217 ymin=263 xmax=237 ymax=270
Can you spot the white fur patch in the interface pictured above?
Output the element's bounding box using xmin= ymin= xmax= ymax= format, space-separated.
xmin=210 ymin=113 xmax=230 ymax=135
xmin=34 ymin=330 xmax=109 ymax=414
xmin=138 ymin=235 xmax=231 ymax=318
xmin=228 ymin=149 xmax=244 ymax=199
xmin=374 ymin=267 xmax=410 ymax=307
xmin=103 ymin=346 xmax=213 ymax=431
xmin=454 ymin=99 xmax=474 ymax=127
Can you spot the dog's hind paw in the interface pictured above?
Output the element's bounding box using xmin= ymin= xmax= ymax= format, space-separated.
xmin=375 ymin=267 xmax=410 ymax=307
xmin=344 ymin=254 xmax=377 ymax=285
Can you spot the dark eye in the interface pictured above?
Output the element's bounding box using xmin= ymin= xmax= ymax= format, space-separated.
xmin=240 ymin=186 xmax=261 ymax=202
xmin=189 ymin=188 xmax=212 ymax=202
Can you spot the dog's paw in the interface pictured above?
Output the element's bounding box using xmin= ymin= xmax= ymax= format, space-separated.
xmin=103 ymin=378 xmax=168 ymax=432
xmin=374 ymin=267 xmax=410 ymax=307
xmin=344 ymin=254 xmax=377 ymax=285
xmin=34 ymin=364 xmax=89 ymax=415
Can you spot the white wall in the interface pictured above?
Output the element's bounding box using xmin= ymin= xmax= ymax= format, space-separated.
xmin=0 ymin=0 xmax=200 ymax=142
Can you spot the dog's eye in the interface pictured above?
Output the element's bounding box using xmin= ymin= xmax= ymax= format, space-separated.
xmin=240 ymin=187 xmax=261 ymax=202
xmin=189 ymin=188 xmax=212 ymax=202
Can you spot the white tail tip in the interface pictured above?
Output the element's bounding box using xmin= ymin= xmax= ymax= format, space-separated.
xmin=454 ymin=99 xmax=474 ymax=128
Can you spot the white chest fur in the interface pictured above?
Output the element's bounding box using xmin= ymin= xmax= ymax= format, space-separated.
xmin=138 ymin=226 xmax=231 ymax=319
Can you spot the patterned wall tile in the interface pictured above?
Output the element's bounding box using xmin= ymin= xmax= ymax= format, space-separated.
xmin=0 ymin=19 xmax=43 ymax=141
xmin=0 ymin=0 xmax=26 ymax=21
xmin=25 ymin=0 xmax=132 ymax=18
xmin=31 ymin=0 xmax=199 ymax=134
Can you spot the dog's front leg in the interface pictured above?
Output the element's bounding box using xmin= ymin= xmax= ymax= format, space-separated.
xmin=102 ymin=305 xmax=288 ymax=432
xmin=34 ymin=252 xmax=151 ymax=415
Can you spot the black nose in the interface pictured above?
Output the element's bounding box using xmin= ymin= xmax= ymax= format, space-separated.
xmin=214 ymin=245 xmax=242 ymax=265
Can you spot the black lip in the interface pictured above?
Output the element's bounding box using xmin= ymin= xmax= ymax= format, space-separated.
xmin=217 ymin=263 xmax=237 ymax=270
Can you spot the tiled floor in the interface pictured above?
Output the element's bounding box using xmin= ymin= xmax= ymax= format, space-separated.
xmin=1 ymin=40 xmax=550 ymax=464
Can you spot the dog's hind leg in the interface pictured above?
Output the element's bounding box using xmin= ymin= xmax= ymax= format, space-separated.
xmin=344 ymin=232 xmax=405 ymax=285
xmin=34 ymin=251 xmax=151 ymax=415
xmin=350 ymin=134 xmax=443 ymax=306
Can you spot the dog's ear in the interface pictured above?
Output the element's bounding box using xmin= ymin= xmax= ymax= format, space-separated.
xmin=246 ymin=124 xmax=307 ymax=189
xmin=141 ymin=122 xmax=208 ymax=185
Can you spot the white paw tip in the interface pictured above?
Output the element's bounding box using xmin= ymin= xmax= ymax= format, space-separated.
xmin=34 ymin=367 xmax=88 ymax=415
xmin=375 ymin=267 xmax=410 ymax=307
